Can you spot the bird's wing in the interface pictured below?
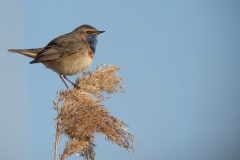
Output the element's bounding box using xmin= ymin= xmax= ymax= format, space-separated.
xmin=30 ymin=33 xmax=86 ymax=63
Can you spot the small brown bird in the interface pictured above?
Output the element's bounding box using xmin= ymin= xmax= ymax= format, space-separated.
xmin=8 ymin=24 xmax=105 ymax=88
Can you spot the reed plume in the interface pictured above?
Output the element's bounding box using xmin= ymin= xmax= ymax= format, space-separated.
xmin=54 ymin=65 xmax=134 ymax=160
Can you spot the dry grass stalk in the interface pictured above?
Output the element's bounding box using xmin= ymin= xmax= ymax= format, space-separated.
xmin=54 ymin=65 xmax=135 ymax=160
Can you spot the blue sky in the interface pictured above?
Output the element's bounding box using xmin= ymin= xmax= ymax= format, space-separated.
xmin=1 ymin=0 xmax=240 ymax=160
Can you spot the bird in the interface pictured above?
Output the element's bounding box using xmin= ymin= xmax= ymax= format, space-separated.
xmin=8 ymin=24 xmax=105 ymax=88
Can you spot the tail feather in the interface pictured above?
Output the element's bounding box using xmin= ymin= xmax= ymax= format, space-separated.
xmin=8 ymin=48 xmax=43 ymax=58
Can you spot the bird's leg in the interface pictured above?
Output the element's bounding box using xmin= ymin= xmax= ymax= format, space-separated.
xmin=63 ymin=75 xmax=80 ymax=88
xmin=59 ymin=75 xmax=69 ymax=89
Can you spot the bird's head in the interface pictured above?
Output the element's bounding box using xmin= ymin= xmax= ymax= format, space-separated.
xmin=73 ymin=24 xmax=105 ymax=36
xmin=73 ymin=24 xmax=105 ymax=52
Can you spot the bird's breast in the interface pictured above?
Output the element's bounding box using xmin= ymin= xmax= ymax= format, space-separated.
xmin=88 ymin=50 xmax=94 ymax=59
xmin=43 ymin=50 xmax=94 ymax=75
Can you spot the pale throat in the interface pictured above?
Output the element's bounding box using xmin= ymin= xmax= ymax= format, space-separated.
xmin=88 ymin=35 xmax=98 ymax=53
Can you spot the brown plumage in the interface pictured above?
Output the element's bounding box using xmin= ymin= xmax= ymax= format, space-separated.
xmin=8 ymin=24 xmax=105 ymax=88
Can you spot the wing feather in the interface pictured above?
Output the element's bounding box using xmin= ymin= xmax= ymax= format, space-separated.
xmin=30 ymin=32 xmax=85 ymax=63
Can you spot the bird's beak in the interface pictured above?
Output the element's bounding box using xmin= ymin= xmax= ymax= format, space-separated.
xmin=97 ymin=31 xmax=105 ymax=34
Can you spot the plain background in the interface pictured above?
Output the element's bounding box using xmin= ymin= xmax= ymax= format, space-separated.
xmin=1 ymin=0 xmax=240 ymax=160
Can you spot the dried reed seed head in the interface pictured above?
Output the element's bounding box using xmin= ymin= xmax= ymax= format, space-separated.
xmin=55 ymin=65 xmax=135 ymax=160
xmin=60 ymin=137 xmax=95 ymax=160
xmin=76 ymin=65 xmax=124 ymax=94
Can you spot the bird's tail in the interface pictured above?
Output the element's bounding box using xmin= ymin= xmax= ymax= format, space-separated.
xmin=8 ymin=48 xmax=43 ymax=58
